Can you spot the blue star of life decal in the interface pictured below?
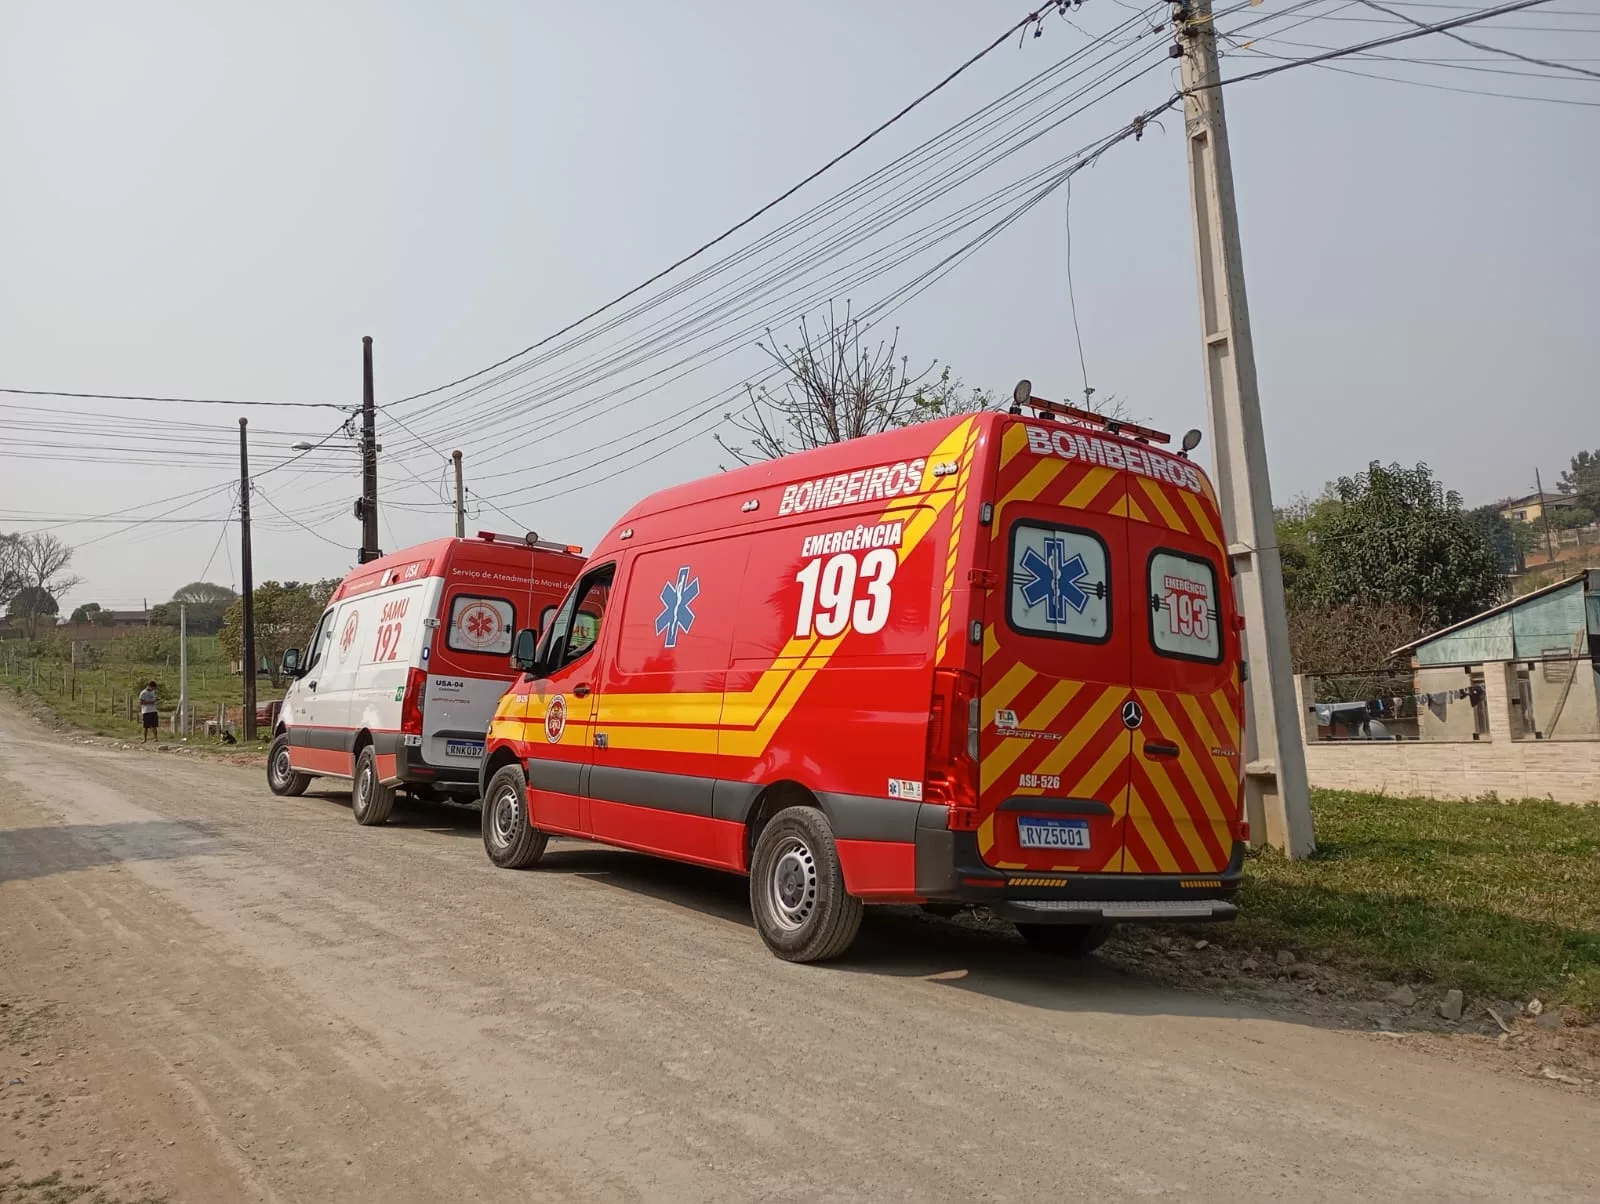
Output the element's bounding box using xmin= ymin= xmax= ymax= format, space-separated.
xmin=655 ymin=566 xmax=700 ymax=648
xmin=1017 ymin=537 xmax=1092 ymax=624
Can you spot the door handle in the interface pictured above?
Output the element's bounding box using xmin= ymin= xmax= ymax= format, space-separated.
xmin=307 ymin=681 xmax=317 ymax=692
xmin=1144 ymin=741 xmax=1180 ymax=759
xmin=595 ymin=732 xmax=608 ymax=749
xmin=573 ymin=683 xmax=592 ymax=698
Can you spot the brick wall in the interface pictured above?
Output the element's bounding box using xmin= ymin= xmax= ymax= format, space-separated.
xmin=1295 ymin=669 xmax=1599 ymax=804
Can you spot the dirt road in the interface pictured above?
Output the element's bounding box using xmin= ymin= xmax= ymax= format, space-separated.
xmin=1 ymin=699 xmax=1594 ymax=1202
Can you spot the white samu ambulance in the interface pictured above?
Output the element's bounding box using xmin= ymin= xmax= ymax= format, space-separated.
xmin=268 ymin=533 xmax=585 ymax=824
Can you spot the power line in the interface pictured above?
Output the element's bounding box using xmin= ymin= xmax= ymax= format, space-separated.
xmin=382 ymin=3 xmax=1088 ymax=412
xmin=1195 ymin=0 xmax=1569 ymax=88
xmin=1357 ymin=0 xmax=1600 ymax=78
xmin=0 ymin=387 xmax=345 ymax=409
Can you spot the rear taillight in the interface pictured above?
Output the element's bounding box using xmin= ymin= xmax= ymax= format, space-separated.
xmin=400 ymin=667 xmax=426 ymax=736
xmin=925 ymin=668 xmax=980 ymax=828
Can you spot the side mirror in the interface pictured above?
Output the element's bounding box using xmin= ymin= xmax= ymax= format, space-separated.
xmin=510 ymin=627 xmax=539 ymax=675
xmin=281 ymin=648 xmax=302 ymax=676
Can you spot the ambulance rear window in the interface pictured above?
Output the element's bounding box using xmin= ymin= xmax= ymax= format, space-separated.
xmin=446 ymin=594 xmax=515 ymax=656
xmin=1148 ymin=550 xmax=1221 ymax=663
xmin=1006 ymin=521 xmax=1110 ymax=644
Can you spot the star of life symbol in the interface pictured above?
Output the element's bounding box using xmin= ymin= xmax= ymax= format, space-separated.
xmin=1017 ymin=537 xmax=1092 ymax=623
xmin=459 ymin=602 xmax=499 ymax=648
xmin=655 ymin=566 xmax=700 ymax=648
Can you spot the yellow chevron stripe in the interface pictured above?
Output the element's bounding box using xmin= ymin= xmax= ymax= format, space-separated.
xmin=1136 ymin=477 xmax=1189 ymax=534
xmin=978 ymin=677 xmax=1080 ymax=794
xmin=1138 ymin=754 xmax=1213 ymax=868
xmin=1031 ymin=686 xmax=1124 ymax=777
xmin=1062 ymin=465 xmax=1118 ymax=510
xmin=1138 ymin=694 xmax=1227 ymax=827
xmin=995 ymin=456 xmax=1065 ymax=520
xmin=1177 ymin=488 xmax=1222 ymax=551
xmin=1127 ymin=791 xmax=1182 ymax=873
xmin=1126 ymin=496 xmax=1149 ymax=524
xmin=1210 ymin=686 xmax=1241 ymax=745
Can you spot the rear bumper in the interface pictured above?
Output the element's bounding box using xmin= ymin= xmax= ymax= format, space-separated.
xmin=397 ymin=740 xmax=480 ymax=790
xmin=914 ymin=809 xmax=1244 ymax=924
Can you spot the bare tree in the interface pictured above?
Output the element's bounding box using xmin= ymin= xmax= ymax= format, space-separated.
xmin=717 ymin=304 xmax=989 ymax=465
xmin=13 ymin=533 xmax=81 ymax=638
xmin=0 ymin=533 xmax=24 ymax=615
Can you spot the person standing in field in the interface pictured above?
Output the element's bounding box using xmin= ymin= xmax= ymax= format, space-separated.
xmin=139 ymin=680 xmax=159 ymax=743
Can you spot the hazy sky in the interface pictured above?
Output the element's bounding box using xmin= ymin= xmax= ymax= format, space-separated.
xmin=2 ymin=0 xmax=1595 ymax=614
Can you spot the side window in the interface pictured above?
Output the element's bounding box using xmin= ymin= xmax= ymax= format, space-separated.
xmin=447 ymin=594 xmax=514 ymax=655
xmin=304 ymin=609 xmax=336 ymax=672
xmin=1007 ymin=522 xmax=1110 ymax=643
xmin=1149 ymin=550 xmax=1221 ymax=663
xmin=539 ymin=565 xmax=615 ymax=674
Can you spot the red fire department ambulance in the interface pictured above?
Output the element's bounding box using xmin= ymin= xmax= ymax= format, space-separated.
xmin=268 ymin=533 xmax=584 ymax=824
xmin=479 ymin=387 xmax=1247 ymax=961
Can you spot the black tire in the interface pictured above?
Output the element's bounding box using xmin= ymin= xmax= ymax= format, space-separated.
xmin=1016 ymin=922 xmax=1114 ymax=958
xmin=481 ymin=762 xmax=548 ymax=869
xmin=267 ymin=733 xmax=311 ymax=797
xmin=749 ymin=805 xmax=863 ymax=963
xmin=351 ymin=745 xmax=396 ymax=826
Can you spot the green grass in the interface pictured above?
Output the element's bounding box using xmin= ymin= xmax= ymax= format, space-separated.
xmin=1221 ymin=789 xmax=1600 ymax=1014
xmin=0 ymin=635 xmax=278 ymax=750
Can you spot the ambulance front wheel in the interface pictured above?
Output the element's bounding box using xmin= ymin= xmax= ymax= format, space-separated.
xmin=351 ymin=746 xmax=396 ymax=826
xmin=1016 ymin=922 xmax=1114 ymax=958
xmin=482 ymin=763 xmax=549 ymax=869
xmin=267 ymin=733 xmax=311 ymax=797
xmin=750 ymin=805 xmax=863 ymax=964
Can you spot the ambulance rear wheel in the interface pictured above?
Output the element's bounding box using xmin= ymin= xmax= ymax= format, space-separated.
xmin=750 ymin=805 xmax=863 ymax=964
xmin=351 ymin=746 xmax=396 ymax=826
xmin=1016 ymin=922 xmax=1114 ymax=958
xmin=482 ymin=763 xmax=548 ymax=869
xmin=267 ymin=733 xmax=310 ymax=797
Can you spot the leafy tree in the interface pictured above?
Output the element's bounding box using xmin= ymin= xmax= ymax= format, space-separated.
xmin=219 ymin=580 xmax=339 ymax=681
xmin=69 ymin=601 xmax=117 ymax=627
xmin=166 ymin=581 xmax=237 ymax=635
xmin=1285 ymin=601 xmax=1432 ymax=676
xmin=1292 ymin=462 xmax=1502 ymax=630
xmin=1557 ymin=449 xmax=1600 ymax=505
xmin=8 ymin=585 xmax=60 ymax=632
xmin=1467 ymin=504 xmax=1528 ymax=575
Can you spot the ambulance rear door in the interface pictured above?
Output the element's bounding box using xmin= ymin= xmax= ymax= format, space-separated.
xmin=1123 ymin=487 xmax=1241 ymax=875
xmin=975 ymin=420 xmax=1135 ymax=875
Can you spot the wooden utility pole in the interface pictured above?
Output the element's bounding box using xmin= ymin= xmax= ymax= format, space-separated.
xmin=452 ymin=450 xmax=466 ymax=539
xmin=1534 ymin=467 xmax=1556 ymax=562
xmin=239 ymin=418 xmax=258 ymax=741
xmin=358 ymin=335 xmax=382 ymax=563
xmin=1177 ymin=0 xmax=1314 ymax=857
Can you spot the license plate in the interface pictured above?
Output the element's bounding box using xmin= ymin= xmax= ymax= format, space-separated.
xmin=1017 ymin=817 xmax=1090 ymax=850
xmin=445 ymin=739 xmax=484 ymax=759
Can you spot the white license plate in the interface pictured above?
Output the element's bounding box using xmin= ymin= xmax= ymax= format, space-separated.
xmin=1017 ymin=817 xmax=1090 ymax=850
xmin=445 ymin=739 xmax=484 ymax=759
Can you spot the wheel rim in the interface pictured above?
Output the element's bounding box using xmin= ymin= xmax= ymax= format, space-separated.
xmin=271 ymin=748 xmax=291 ymax=787
xmin=767 ymin=835 xmax=818 ymax=932
xmin=490 ymin=783 xmax=520 ymax=849
xmin=354 ymin=762 xmax=370 ymax=813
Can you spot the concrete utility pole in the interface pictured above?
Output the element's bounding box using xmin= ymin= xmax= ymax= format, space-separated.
xmin=239 ymin=418 xmax=258 ymax=741
xmin=1176 ymin=0 xmax=1314 ymax=857
xmin=452 ymin=450 xmax=466 ymax=539
xmin=178 ymin=602 xmax=189 ymax=737
xmin=358 ymin=335 xmax=382 ymax=563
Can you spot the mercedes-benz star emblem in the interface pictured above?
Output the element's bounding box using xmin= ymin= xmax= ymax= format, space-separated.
xmin=1120 ymin=700 xmax=1144 ymax=730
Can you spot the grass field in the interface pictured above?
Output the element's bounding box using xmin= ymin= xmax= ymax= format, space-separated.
xmin=0 ymin=633 xmax=280 ymax=747
xmin=1216 ymin=790 xmax=1600 ymax=1014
